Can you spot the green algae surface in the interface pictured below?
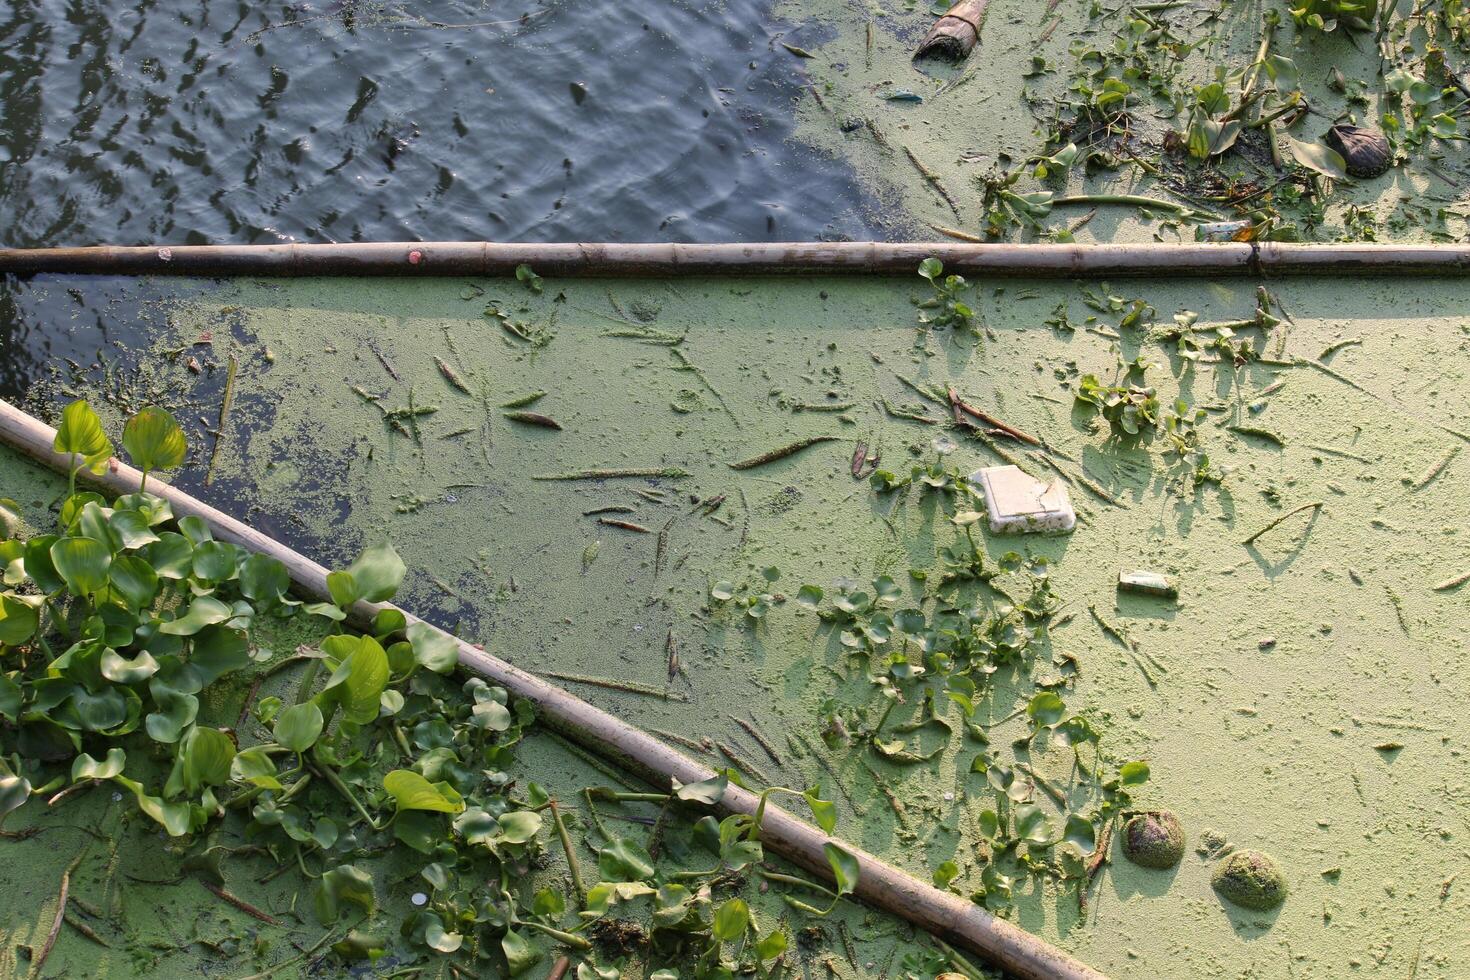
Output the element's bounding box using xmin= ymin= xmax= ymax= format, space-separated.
xmin=8 ymin=269 xmax=1470 ymax=978
xmin=779 ymin=0 xmax=1470 ymax=245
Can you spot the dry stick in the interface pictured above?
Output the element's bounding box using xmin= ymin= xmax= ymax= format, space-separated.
xmin=0 ymin=399 xmax=1106 ymax=980
xmin=655 ymin=517 xmax=673 ymax=577
xmin=548 ymin=957 xmax=572 ymax=980
xmin=947 ymin=388 xmax=1042 ymax=446
xmin=728 ymin=436 xmax=838 ymax=471
xmin=597 ymin=517 xmax=651 ymax=534
xmin=1078 ymin=818 xmax=1114 ymax=915
xmin=32 ymin=852 xmax=84 ymax=979
xmin=1414 ymin=447 xmax=1459 ymax=490
xmin=650 ymin=728 xmax=711 ymax=755
xmin=543 ymin=671 xmax=687 ymax=701
xmin=1242 ymin=501 xmax=1323 ymax=546
xmin=718 ymin=741 xmax=774 ymax=785
xmin=533 ymin=467 xmax=689 ymax=481
xmin=64 ymin=913 xmax=111 ymax=947
xmin=731 ymin=715 xmax=784 ymax=766
xmin=203 ymin=354 xmax=237 ymax=487
xmin=504 ymin=411 xmax=562 ymax=430
xmin=903 ymin=147 xmax=963 ymax=218
xmin=369 ymin=344 xmax=401 ymax=381
xmin=1432 ymin=569 xmax=1470 ymax=592
xmin=202 ymin=879 xmax=282 ymax=925
xmin=434 ymin=355 xmax=472 ymax=394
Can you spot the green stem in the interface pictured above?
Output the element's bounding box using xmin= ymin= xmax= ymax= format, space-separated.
xmin=315 ymin=766 xmax=383 ymax=831
xmin=294 ymin=658 xmax=323 ymax=705
xmin=757 ymin=869 xmax=837 ymax=897
xmin=1051 ymin=194 xmax=1206 ymax=216
xmin=549 ymin=801 xmax=587 ymax=908
xmin=586 ymin=789 xmax=670 ymax=803
xmin=520 ymin=921 xmax=593 ymax=950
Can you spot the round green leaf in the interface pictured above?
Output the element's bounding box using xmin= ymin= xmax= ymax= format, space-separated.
xmin=344 ymin=541 xmax=406 ymax=603
xmin=53 ymin=400 xmax=113 ymax=476
xmin=383 ymin=769 xmax=465 ymax=813
xmin=497 ymin=810 xmax=543 ymax=844
xmin=274 ymin=701 xmax=324 ymax=753
xmin=712 ymin=898 xmax=749 ymax=942
xmin=50 ymin=536 xmax=113 ymax=596
xmin=122 ymin=406 xmax=187 ymax=475
xmin=72 ymin=747 xmax=126 ymax=780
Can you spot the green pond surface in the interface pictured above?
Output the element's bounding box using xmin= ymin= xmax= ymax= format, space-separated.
xmin=3 ymin=271 xmax=1468 ymax=978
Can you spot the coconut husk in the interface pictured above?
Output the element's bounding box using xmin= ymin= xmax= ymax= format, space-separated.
xmin=915 ymin=0 xmax=990 ymax=60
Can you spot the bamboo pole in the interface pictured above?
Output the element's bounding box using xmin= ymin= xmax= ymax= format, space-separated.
xmin=916 ymin=0 xmax=990 ymax=60
xmin=0 ymin=397 xmax=1107 ymax=980
xmin=2 ymin=241 xmax=1470 ymax=277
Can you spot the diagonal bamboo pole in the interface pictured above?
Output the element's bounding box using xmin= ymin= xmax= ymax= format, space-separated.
xmin=2 ymin=240 xmax=1470 ymax=277
xmin=0 ymin=397 xmax=1108 ymax=980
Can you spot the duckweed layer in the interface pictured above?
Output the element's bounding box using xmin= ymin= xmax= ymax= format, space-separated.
xmin=6 ymin=269 xmax=1470 ymax=978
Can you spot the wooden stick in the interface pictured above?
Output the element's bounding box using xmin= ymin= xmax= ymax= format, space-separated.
xmin=0 ymin=397 xmax=1107 ymax=980
xmin=7 ymin=242 xmax=1470 ymax=278
xmin=202 ymin=880 xmax=282 ymax=925
xmin=728 ymin=436 xmax=838 ymax=471
xmin=1241 ymin=501 xmax=1323 ymax=545
xmin=947 ymin=388 xmax=1041 ymax=446
xmin=32 ymin=853 xmax=83 ymax=979
xmin=204 ymin=354 xmax=237 ymax=486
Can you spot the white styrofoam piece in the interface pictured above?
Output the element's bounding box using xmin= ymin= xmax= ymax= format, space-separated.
xmin=969 ymin=465 xmax=1076 ymax=534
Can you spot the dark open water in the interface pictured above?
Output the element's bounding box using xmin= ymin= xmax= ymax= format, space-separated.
xmin=0 ymin=0 xmax=882 ymax=246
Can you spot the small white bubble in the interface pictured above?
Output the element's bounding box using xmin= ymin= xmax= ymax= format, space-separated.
xmin=943 ymin=792 xmax=954 ymax=802
xmin=112 ymin=792 xmax=124 ymax=802
xmin=411 ymin=892 xmax=428 ymax=907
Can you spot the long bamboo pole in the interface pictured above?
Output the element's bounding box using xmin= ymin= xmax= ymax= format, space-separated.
xmin=2 ymin=241 xmax=1470 ymax=277
xmin=0 ymin=397 xmax=1107 ymax=980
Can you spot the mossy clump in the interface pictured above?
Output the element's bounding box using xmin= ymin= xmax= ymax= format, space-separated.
xmin=1122 ymin=810 xmax=1185 ymax=869
xmin=1212 ymin=850 xmax=1288 ymax=911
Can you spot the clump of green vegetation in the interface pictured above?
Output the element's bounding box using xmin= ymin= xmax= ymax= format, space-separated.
xmin=916 ymin=258 xmax=977 ymax=332
xmin=3 ymin=399 xmax=863 ymax=977
xmin=1121 ymin=810 xmax=1185 ymax=869
xmin=1212 ymin=849 xmax=1288 ymax=910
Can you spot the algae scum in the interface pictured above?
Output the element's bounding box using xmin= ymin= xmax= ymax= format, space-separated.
xmin=3 ymin=268 xmax=1469 ymax=979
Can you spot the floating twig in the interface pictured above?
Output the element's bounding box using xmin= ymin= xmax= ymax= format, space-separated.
xmin=717 ymin=740 xmax=773 ymax=785
xmin=903 ymin=146 xmax=962 ymax=218
xmin=665 ymin=629 xmax=680 ymax=681
xmin=1414 ymin=447 xmax=1458 ymax=490
xmin=730 ymin=715 xmax=784 ymax=766
xmin=582 ymin=505 xmax=634 ymax=516
xmin=1226 ymin=424 xmax=1285 ymax=447
xmin=203 ymin=880 xmax=282 ymax=925
xmin=1309 ymin=443 xmax=1373 ymax=463
xmin=501 ymin=391 xmax=547 ymax=409
xmin=598 ymin=518 xmax=651 ymax=534
xmin=504 ymin=411 xmax=562 ymax=430
xmin=851 ymin=441 xmax=869 ymax=478
xmin=880 ymin=397 xmax=939 ymax=424
xmin=1319 ymin=337 xmax=1363 ymax=359
xmin=369 ymin=344 xmax=401 ymax=381
xmin=204 ymin=354 xmax=237 ymax=487
xmin=548 ymin=956 xmax=573 ymax=980
xmin=64 ymin=913 xmax=111 ymax=948
xmin=1242 ymin=501 xmax=1323 ymax=545
xmin=33 ymin=852 xmax=84 ymax=979
xmin=728 ymin=435 xmax=838 ymax=471
xmin=533 ymin=467 xmax=689 ymax=481
xmin=929 ymin=224 xmax=986 ymax=243
xmin=947 ymin=388 xmax=1041 ymax=446
xmin=655 ymin=517 xmax=673 ymax=576
xmin=1432 ymin=569 xmax=1470 ymax=592
xmin=1079 ymin=818 xmax=1114 ymax=915
xmin=543 ymin=671 xmax=687 ymax=701
xmin=435 ymin=356 xmax=472 ymax=394
xmin=671 ymin=348 xmax=738 ymax=425
xmin=650 ymin=728 xmax=712 ymax=755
